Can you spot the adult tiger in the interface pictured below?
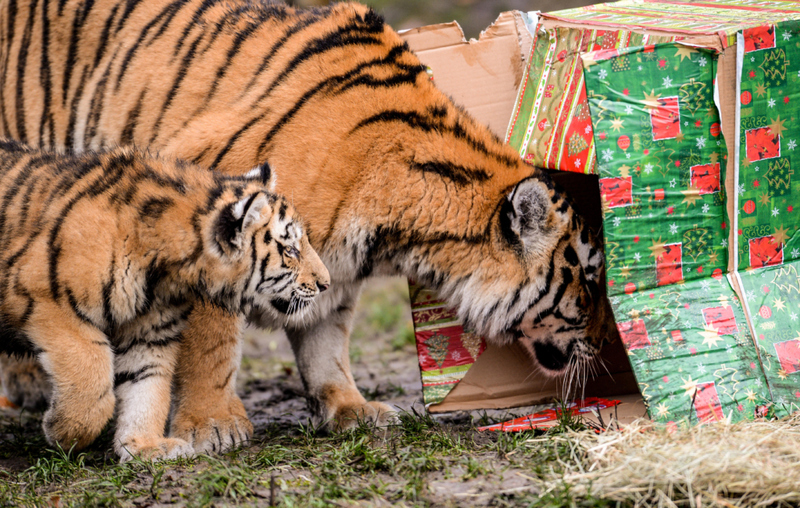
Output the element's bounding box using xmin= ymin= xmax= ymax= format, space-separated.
xmin=0 ymin=0 xmax=616 ymax=452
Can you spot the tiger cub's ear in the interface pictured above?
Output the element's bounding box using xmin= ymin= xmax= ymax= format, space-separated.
xmin=215 ymin=192 xmax=269 ymax=256
xmin=244 ymin=162 xmax=273 ymax=187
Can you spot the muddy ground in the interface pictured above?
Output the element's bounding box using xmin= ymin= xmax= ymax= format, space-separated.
xmin=1 ymin=277 xmax=579 ymax=507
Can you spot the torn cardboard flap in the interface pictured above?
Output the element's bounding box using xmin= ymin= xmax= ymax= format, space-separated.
xmin=400 ymin=11 xmax=532 ymax=138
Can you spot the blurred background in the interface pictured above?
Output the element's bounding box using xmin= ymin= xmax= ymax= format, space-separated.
xmin=289 ymin=0 xmax=601 ymax=39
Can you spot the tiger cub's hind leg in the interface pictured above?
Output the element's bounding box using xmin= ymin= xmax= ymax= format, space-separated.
xmin=26 ymin=303 xmax=116 ymax=450
xmin=169 ymin=302 xmax=252 ymax=454
xmin=0 ymin=355 xmax=51 ymax=410
xmin=114 ymin=339 xmax=193 ymax=462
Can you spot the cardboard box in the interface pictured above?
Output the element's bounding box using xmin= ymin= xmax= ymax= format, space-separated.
xmin=400 ymin=1 xmax=800 ymax=427
xmin=400 ymin=12 xmax=644 ymax=424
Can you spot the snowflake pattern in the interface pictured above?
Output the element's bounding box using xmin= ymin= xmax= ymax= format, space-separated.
xmin=702 ymin=203 xmax=710 ymax=213
xmin=696 ymin=136 xmax=706 ymax=149
xmin=788 ymin=139 xmax=797 ymax=151
xmin=598 ymin=68 xmax=608 ymax=79
xmin=625 ymin=104 xmax=634 ymax=115
xmin=601 ymin=148 xmax=614 ymax=162
xmin=698 ymin=56 xmax=707 ymax=67
xmin=670 ymin=178 xmax=677 ymax=188
xmin=791 ymin=312 xmax=798 ymax=322
xmin=772 ymin=207 xmax=780 ymax=217
xmin=633 ymin=252 xmax=641 ymax=262
xmin=792 ymin=248 xmax=800 ymax=258
xmin=783 ymin=31 xmax=792 ymax=41
xmin=768 ymin=98 xmax=776 ymax=108
xmin=669 ymin=223 xmax=678 ymax=234
xmin=662 ymin=76 xmax=673 ymax=88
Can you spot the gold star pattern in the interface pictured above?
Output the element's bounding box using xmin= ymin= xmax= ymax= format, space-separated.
xmin=755 ymin=83 xmax=768 ymax=97
xmin=629 ymin=308 xmax=641 ymax=320
xmin=746 ymin=389 xmax=757 ymax=403
xmin=778 ymin=369 xmax=788 ymax=380
xmin=610 ymin=117 xmax=625 ymax=132
xmin=709 ymin=251 xmax=719 ymax=264
xmin=674 ymin=45 xmax=698 ymax=61
xmin=620 ymin=265 xmax=632 ymax=278
xmin=699 ymin=325 xmax=723 ymax=348
xmin=774 ymin=224 xmax=791 ymax=245
xmin=759 ymin=192 xmax=772 ymax=205
xmin=774 ymin=296 xmax=787 ymax=312
xmin=643 ymin=90 xmax=662 ymax=110
xmin=680 ymin=376 xmax=698 ymax=398
xmin=600 ymin=195 xmax=611 ymax=219
xmin=742 ymin=157 xmax=752 ymax=168
xmin=676 ymin=131 xmax=685 ymax=143
xmin=619 ymin=164 xmax=632 ymax=178
xmin=768 ymin=115 xmax=788 ymax=138
xmin=649 ymin=237 xmax=667 ymax=259
xmin=655 ymin=403 xmax=670 ymax=418
xmin=681 ymin=184 xmax=702 ymax=208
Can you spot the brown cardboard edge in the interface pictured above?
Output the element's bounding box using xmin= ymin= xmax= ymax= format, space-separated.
xmin=398 ymin=21 xmax=466 ymax=51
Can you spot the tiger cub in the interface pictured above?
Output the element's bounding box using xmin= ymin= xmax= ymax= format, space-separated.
xmin=0 ymin=139 xmax=329 ymax=461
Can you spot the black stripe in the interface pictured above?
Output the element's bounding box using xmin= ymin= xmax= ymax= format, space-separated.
xmin=120 ymin=88 xmax=146 ymax=145
xmin=91 ymin=2 xmax=120 ymax=72
xmin=114 ymin=363 xmax=157 ymax=387
xmin=15 ymin=0 xmax=39 ymax=141
xmin=256 ymin=44 xmax=415 ymax=154
xmin=63 ymin=0 xmax=95 ymax=106
xmin=350 ymin=110 xmax=519 ymax=167
xmin=410 ymin=160 xmax=490 ymax=187
xmin=148 ymin=31 xmax=205 ymax=144
xmin=254 ymin=21 xmax=385 ymax=105
xmin=38 ymin=0 xmax=55 ymax=147
xmin=138 ymin=196 xmax=174 ymax=220
xmin=66 ymin=288 xmax=95 ymax=325
xmin=242 ymin=12 xmax=328 ymax=95
xmin=0 ymin=0 xmax=18 ymax=135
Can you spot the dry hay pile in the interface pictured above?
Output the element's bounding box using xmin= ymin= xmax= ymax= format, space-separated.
xmin=531 ymin=415 xmax=800 ymax=507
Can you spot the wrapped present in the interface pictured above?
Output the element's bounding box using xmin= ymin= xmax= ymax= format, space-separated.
xmin=400 ymin=1 xmax=800 ymax=427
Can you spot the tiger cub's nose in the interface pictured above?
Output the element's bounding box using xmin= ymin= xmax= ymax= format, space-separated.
xmin=317 ymin=282 xmax=329 ymax=292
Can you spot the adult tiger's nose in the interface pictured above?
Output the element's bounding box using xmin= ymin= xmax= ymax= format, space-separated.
xmin=317 ymin=282 xmax=329 ymax=292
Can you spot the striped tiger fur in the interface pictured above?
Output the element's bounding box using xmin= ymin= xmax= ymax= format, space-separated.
xmin=0 ymin=0 xmax=617 ymax=452
xmin=0 ymin=139 xmax=329 ymax=460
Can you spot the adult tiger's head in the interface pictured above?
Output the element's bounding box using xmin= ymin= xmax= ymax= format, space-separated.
xmin=416 ymin=171 xmax=614 ymax=377
xmin=203 ymin=165 xmax=330 ymax=320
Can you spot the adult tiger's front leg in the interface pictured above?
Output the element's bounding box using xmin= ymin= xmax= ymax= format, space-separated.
xmin=169 ymin=302 xmax=253 ymax=453
xmin=285 ymin=282 xmax=395 ymax=431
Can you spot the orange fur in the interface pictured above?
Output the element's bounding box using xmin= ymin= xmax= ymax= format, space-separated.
xmin=0 ymin=0 xmax=615 ymax=443
xmin=0 ymin=140 xmax=328 ymax=460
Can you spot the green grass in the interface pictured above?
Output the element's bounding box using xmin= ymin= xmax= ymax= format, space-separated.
xmin=0 ymin=409 xmax=623 ymax=507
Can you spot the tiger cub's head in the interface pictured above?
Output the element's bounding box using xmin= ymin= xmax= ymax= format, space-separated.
xmin=205 ymin=166 xmax=330 ymax=319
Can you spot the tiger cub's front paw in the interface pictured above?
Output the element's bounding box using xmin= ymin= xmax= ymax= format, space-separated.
xmin=170 ymin=394 xmax=253 ymax=455
xmin=116 ymin=437 xmax=194 ymax=463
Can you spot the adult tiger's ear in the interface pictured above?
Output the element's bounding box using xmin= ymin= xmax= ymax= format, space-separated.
xmin=499 ymin=177 xmax=553 ymax=250
xmin=244 ymin=162 xmax=273 ymax=188
xmin=215 ymin=192 xmax=269 ymax=256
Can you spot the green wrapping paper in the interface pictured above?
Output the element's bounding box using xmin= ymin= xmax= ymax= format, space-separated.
xmin=736 ymin=21 xmax=800 ymax=270
xmin=584 ymin=43 xmax=729 ymax=296
xmin=611 ymin=277 xmax=772 ymax=424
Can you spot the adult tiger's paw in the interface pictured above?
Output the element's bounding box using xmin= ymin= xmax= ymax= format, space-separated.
xmin=117 ymin=437 xmax=194 ymax=463
xmin=170 ymin=395 xmax=254 ymax=454
xmin=0 ymin=356 xmax=51 ymax=411
xmin=332 ymin=401 xmax=397 ymax=431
